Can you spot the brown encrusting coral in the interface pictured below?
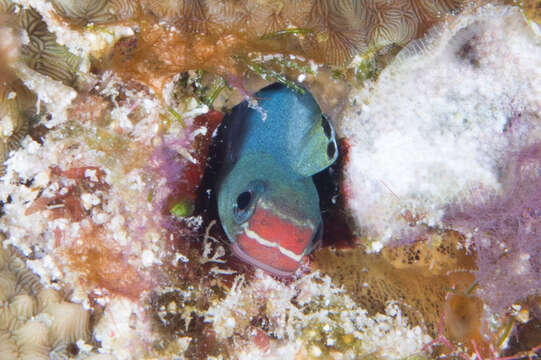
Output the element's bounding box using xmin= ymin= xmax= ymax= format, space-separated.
xmin=51 ymin=0 xmax=139 ymax=26
xmin=522 ymin=0 xmax=541 ymax=26
xmin=16 ymin=6 xmax=82 ymax=86
xmin=104 ymin=0 xmax=464 ymax=94
xmin=312 ymin=228 xmax=538 ymax=359
xmin=313 ymin=231 xmax=477 ymax=337
xmin=0 ymin=79 xmax=35 ymax=177
xmin=0 ymin=241 xmax=94 ymax=359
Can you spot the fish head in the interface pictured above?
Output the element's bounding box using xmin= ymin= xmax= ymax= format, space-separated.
xmin=218 ymin=154 xmax=322 ymax=276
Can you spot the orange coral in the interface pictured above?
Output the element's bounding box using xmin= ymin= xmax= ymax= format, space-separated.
xmin=61 ymin=226 xmax=152 ymax=300
xmin=142 ymin=0 xmax=207 ymax=32
xmin=107 ymin=18 xmax=275 ymax=94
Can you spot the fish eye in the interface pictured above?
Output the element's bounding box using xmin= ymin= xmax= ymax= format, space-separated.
xmin=233 ymin=192 xmax=254 ymax=224
xmin=232 ymin=181 xmax=264 ymax=224
xmin=236 ymin=191 xmax=252 ymax=211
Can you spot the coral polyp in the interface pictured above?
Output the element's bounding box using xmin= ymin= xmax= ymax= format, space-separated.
xmin=143 ymin=0 xmax=206 ymax=32
xmin=8 ymin=5 xmax=81 ymax=86
xmin=142 ymin=0 xmax=184 ymax=18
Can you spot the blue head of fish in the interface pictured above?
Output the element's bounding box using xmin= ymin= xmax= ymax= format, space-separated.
xmin=217 ymin=83 xmax=338 ymax=276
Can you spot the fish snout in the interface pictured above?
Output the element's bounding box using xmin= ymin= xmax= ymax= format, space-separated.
xmin=232 ymin=203 xmax=321 ymax=276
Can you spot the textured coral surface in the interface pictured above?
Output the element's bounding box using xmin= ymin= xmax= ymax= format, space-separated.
xmin=0 ymin=242 xmax=95 ymax=359
xmin=0 ymin=1 xmax=540 ymax=359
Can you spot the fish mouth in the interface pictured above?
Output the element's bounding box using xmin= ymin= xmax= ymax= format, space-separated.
xmin=307 ymin=221 xmax=323 ymax=253
xmin=231 ymin=221 xmax=323 ymax=277
xmin=231 ymin=241 xmax=303 ymax=277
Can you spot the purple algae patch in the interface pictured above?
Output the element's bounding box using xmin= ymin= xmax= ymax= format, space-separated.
xmin=444 ymin=143 xmax=541 ymax=312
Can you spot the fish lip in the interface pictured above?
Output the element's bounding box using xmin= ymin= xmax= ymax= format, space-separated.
xmin=306 ymin=221 xmax=323 ymax=254
xmin=229 ymin=219 xmax=322 ymax=277
xmin=230 ymin=241 xmax=301 ymax=277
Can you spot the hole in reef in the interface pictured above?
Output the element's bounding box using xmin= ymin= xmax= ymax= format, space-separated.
xmin=454 ymin=26 xmax=481 ymax=68
xmin=66 ymin=342 xmax=79 ymax=356
xmin=196 ymin=111 xmax=228 ymax=227
xmin=194 ymin=109 xmax=247 ymax=273
xmin=198 ymin=108 xmax=354 ymax=263
xmin=313 ymin=138 xmax=355 ymax=248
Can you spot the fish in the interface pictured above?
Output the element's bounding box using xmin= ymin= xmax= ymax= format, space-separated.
xmin=217 ymin=83 xmax=338 ymax=276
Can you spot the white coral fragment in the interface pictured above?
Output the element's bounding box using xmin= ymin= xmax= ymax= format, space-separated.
xmin=340 ymin=5 xmax=541 ymax=243
xmin=206 ymin=271 xmax=430 ymax=359
xmin=94 ymin=297 xmax=154 ymax=360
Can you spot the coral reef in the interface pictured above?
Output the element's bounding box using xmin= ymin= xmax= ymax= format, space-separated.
xmin=0 ymin=241 xmax=95 ymax=359
xmin=203 ymin=270 xmax=432 ymax=359
xmin=335 ymin=4 xmax=541 ymax=357
xmin=4 ymin=3 xmax=82 ymax=86
xmin=0 ymin=0 xmax=540 ymax=359
xmin=0 ymin=15 xmax=34 ymax=177
xmin=0 ymin=3 xmax=214 ymax=353
xmin=50 ymin=0 xmax=137 ymax=26
xmin=104 ymin=0 xmax=463 ymax=96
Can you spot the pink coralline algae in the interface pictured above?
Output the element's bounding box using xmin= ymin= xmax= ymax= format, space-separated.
xmin=149 ymin=110 xmax=223 ymax=230
xmin=444 ymin=143 xmax=541 ymax=312
xmin=149 ymin=135 xmax=190 ymax=215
